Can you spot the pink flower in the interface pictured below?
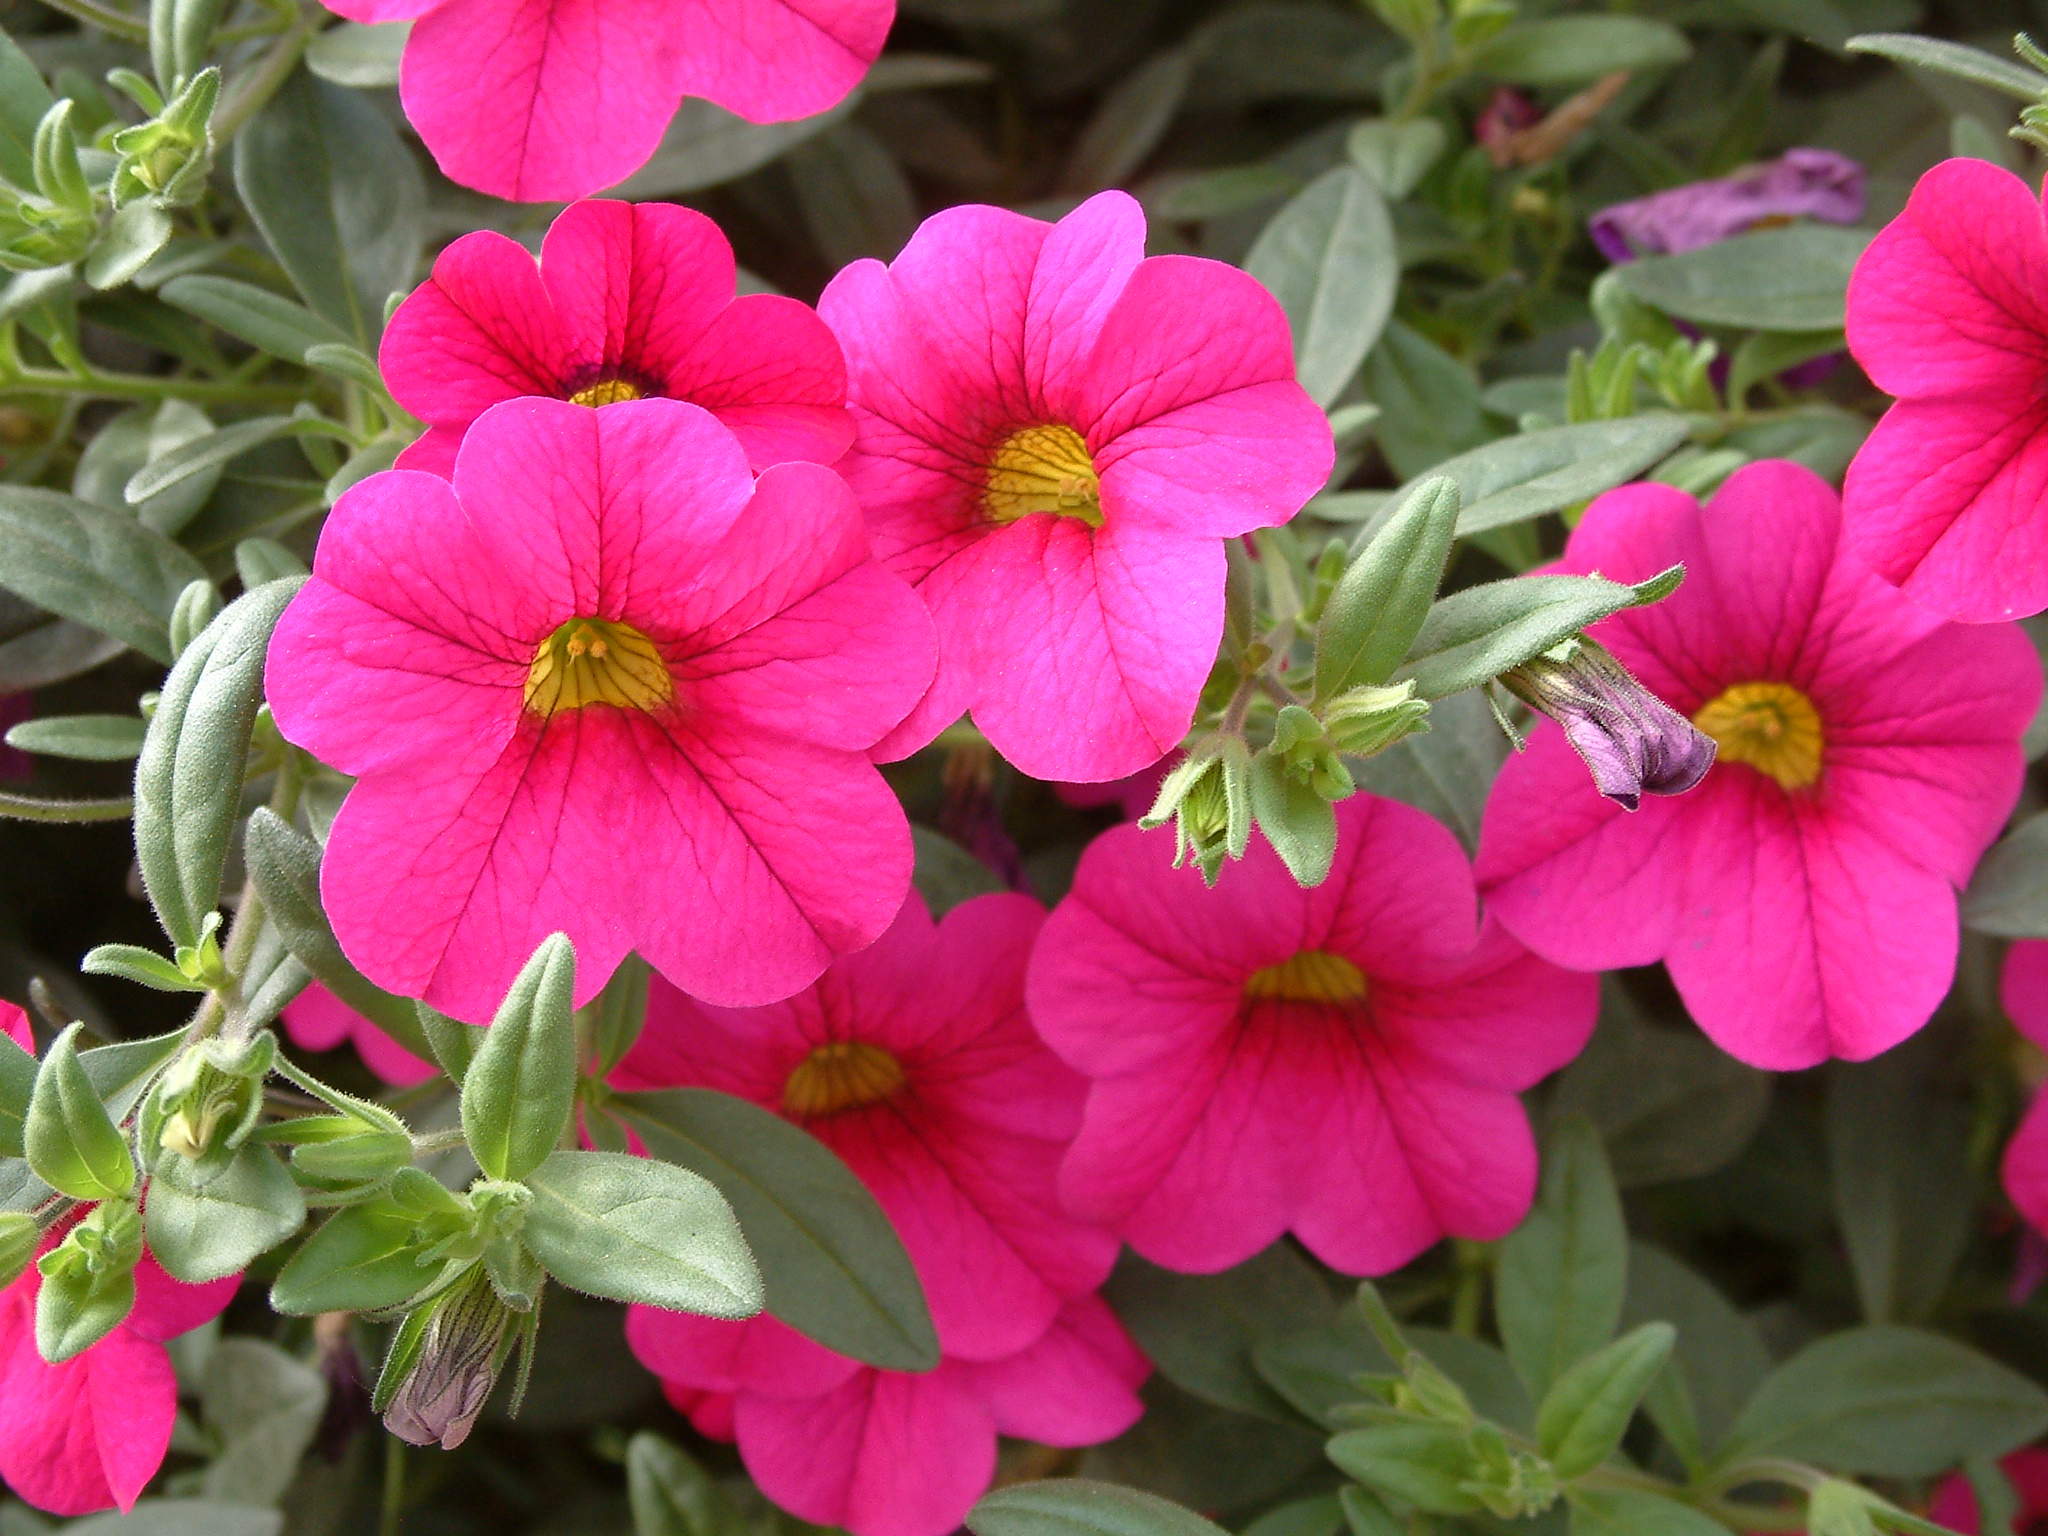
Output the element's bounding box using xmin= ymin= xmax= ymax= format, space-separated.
xmin=2000 ymin=942 xmax=2048 ymax=1239
xmin=615 ymin=892 xmax=1118 ymax=1357
xmin=616 ymin=892 xmax=1142 ymax=1536
xmin=280 ymin=982 xmax=438 ymax=1086
xmin=0 ymin=1228 xmax=237 ymax=1515
xmin=1927 ymin=1447 xmax=2048 ymax=1533
xmin=818 ymin=191 xmax=1333 ymax=783
xmin=316 ymin=0 xmax=893 ymax=202
xmin=1843 ymin=158 xmax=2048 ymax=622
xmin=265 ymin=397 xmax=936 ymax=1024
xmin=1478 ymin=461 xmax=2039 ymax=1071
xmin=381 ymin=200 xmax=851 ymax=479
xmin=1026 ymin=794 xmax=1597 ymax=1276
xmin=629 ymin=1297 xmax=1146 ymax=1536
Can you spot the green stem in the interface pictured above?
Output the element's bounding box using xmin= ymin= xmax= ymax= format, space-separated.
xmin=0 ymin=789 xmax=133 ymax=822
xmin=381 ymin=1434 xmax=405 ymax=1536
xmin=5 ymin=366 xmax=307 ymax=406
xmin=30 ymin=0 xmax=149 ymax=41
xmin=213 ymin=9 xmax=316 ymax=143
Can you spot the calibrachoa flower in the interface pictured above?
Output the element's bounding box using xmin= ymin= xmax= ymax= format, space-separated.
xmin=615 ymin=892 xmax=1119 ymax=1357
xmin=1927 ymin=1448 xmax=2048 ymax=1534
xmin=629 ymin=1297 xmax=1146 ymax=1536
xmin=381 ymin=200 xmax=852 ymax=479
xmin=1478 ymin=460 xmax=2038 ymax=1071
xmin=315 ymin=0 xmax=893 ymax=201
xmin=819 ymin=190 xmax=1333 ymax=783
xmin=1843 ymin=157 xmax=2048 ymax=621
xmin=0 ymin=1191 xmax=238 ymax=1514
xmin=280 ymin=982 xmax=437 ymax=1086
xmin=617 ymin=892 xmax=1142 ymax=1536
xmin=2000 ymin=942 xmax=2048 ymax=1239
xmin=265 ymin=396 xmax=937 ymax=1023
xmin=1588 ymin=148 xmax=1863 ymax=261
xmin=1026 ymin=794 xmax=1598 ymax=1276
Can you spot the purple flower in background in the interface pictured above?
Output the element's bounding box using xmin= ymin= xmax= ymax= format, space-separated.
xmin=1589 ymin=148 xmax=1865 ymax=263
xmin=0 ymin=697 xmax=32 ymax=783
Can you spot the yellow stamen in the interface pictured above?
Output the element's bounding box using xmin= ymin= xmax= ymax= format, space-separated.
xmin=1692 ymin=680 xmax=1824 ymax=790
xmin=524 ymin=618 xmax=673 ymax=717
xmin=569 ymin=378 xmax=644 ymax=408
xmin=782 ymin=1041 xmax=905 ymax=1118
xmin=984 ymin=424 xmax=1103 ymax=527
xmin=1244 ymin=950 xmax=1368 ymax=1005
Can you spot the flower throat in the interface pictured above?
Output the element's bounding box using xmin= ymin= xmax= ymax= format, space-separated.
xmin=1692 ymin=681 xmax=1823 ymax=789
xmin=524 ymin=618 xmax=673 ymax=717
xmin=984 ymin=424 xmax=1103 ymax=527
xmin=1244 ymin=950 xmax=1368 ymax=1006
xmin=782 ymin=1041 xmax=905 ymax=1117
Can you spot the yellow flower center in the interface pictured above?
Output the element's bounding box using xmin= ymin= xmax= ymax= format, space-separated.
xmin=569 ymin=378 xmax=644 ymax=408
xmin=524 ymin=618 xmax=673 ymax=717
xmin=1692 ymin=681 xmax=1824 ymax=790
xmin=782 ymin=1041 xmax=905 ymax=1118
xmin=1244 ymin=949 xmax=1368 ymax=1005
xmin=984 ymin=424 xmax=1103 ymax=527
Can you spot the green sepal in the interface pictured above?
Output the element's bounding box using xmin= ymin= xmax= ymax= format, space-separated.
xmin=35 ymin=1201 xmax=141 ymax=1363
xmin=25 ymin=1023 xmax=136 ymax=1202
xmin=461 ymin=933 xmax=577 ymax=1183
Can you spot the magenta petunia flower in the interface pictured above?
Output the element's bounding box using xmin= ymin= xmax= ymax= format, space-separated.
xmin=614 ymin=892 xmax=1120 ymax=1359
xmin=382 ymin=200 xmax=852 ymax=479
xmin=629 ymin=1296 xmax=1146 ymax=1536
xmin=616 ymin=891 xmax=1142 ymax=1536
xmin=281 ymin=982 xmax=438 ymax=1086
xmin=1026 ymin=794 xmax=1597 ymax=1276
xmin=265 ymin=396 xmax=936 ymax=1024
xmin=316 ymin=0 xmax=893 ymax=202
xmin=1843 ymin=158 xmax=2048 ymax=622
xmin=0 ymin=1223 xmax=237 ymax=1515
xmin=1478 ymin=461 xmax=2039 ymax=1071
xmin=1927 ymin=1447 xmax=2048 ymax=1534
xmin=2000 ymin=942 xmax=2048 ymax=1238
xmin=818 ymin=191 xmax=1334 ymax=783
xmin=1588 ymin=148 xmax=1863 ymax=262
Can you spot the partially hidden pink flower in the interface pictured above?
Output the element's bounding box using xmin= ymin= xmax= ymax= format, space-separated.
xmin=1844 ymin=158 xmax=2048 ymax=622
xmin=1478 ymin=460 xmax=2039 ymax=1071
xmin=1055 ymin=756 xmax=1172 ymax=821
xmin=1927 ymin=1447 xmax=2048 ymax=1534
xmin=1026 ymin=793 xmax=1598 ymax=1276
xmin=382 ymin=200 xmax=851 ymax=479
xmin=618 ymin=892 xmax=1142 ymax=1536
xmin=0 ymin=1225 xmax=237 ymax=1515
xmin=2000 ymin=941 xmax=2048 ymax=1240
xmin=265 ymin=397 xmax=936 ymax=1023
xmin=281 ymin=982 xmax=437 ymax=1086
xmin=1589 ymin=148 xmax=1863 ymax=262
xmin=316 ymin=0 xmax=894 ymax=202
xmin=630 ymin=1297 xmax=1146 ymax=1536
xmin=819 ymin=190 xmax=1334 ymax=783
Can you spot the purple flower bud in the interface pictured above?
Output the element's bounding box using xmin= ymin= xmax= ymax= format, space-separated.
xmin=1501 ymin=640 xmax=1716 ymax=811
xmin=1588 ymin=148 xmax=1864 ymax=263
xmin=383 ymin=1271 xmax=511 ymax=1451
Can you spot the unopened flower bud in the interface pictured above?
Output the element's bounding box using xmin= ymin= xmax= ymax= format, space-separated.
xmin=151 ymin=1029 xmax=274 ymax=1167
xmin=383 ymin=1268 xmax=514 ymax=1450
xmin=1140 ymin=737 xmax=1251 ymax=883
xmin=1268 ymin=705 xmax=1354 ymax=802
xmin=1500 ymin=637 xmax=1715 ymax=810
xmin=1322 ymin=681 xmax=1432 ymax=758
xmin=108 ymin=69 xmax=218 ymax=208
